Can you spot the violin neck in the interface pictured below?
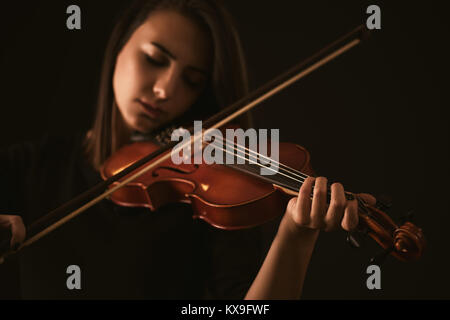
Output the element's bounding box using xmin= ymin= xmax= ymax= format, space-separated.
xmin=225 ymin=162 xmax=302 ymax=194
xmin=225 ymin=162 xmax=357 ymax=204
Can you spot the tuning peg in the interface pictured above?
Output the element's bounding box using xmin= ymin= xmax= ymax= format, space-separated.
xmin=346 ymin=229 xmax=367 ymax=249
xmin=346 ymin=233 xmax=361 ymax=248
xmin=369 ymin=246 xmax=394 ymax=266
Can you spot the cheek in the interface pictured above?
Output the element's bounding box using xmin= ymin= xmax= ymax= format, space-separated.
xmin=113 ymin=55 xmax=131 ymax=107
xmin=113 ymin=52 xmax=143 ymax=108
xmin=170 ymin=89 xmax=201 ymax=117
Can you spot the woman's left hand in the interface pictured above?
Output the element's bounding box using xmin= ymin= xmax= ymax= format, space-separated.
xmin=282 ymin=176 xmax=376 ymax=235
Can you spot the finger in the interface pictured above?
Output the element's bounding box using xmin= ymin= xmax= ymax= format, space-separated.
xmin=341 ymin=196 xmax=359 ymax=231
xmin=293 ymin=177 xmax=315 ymax=226
xmin=358 ymin=193 xmax=377 ymax=206
xmin=324 ymin=183 xmax=346 ymax=231
xmin=310 ymin=177 xmax=328 ymax=229
xmin=9 ymin=216 xmax=26 ymax=249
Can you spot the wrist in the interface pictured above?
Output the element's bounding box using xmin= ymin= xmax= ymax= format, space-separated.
xmin=278 ymin=211 xmax=320 ymax=243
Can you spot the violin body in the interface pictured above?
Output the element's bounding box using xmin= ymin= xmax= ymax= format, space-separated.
xmin=101 ymin=140 xmax=314 ymax=230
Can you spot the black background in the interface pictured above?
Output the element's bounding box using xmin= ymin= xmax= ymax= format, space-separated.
xmin=0 ymin=0 xmax=448 ymax=299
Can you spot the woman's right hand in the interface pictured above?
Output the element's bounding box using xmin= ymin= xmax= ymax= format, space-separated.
xmin=0 ymin=214 xmax=26 ymax=250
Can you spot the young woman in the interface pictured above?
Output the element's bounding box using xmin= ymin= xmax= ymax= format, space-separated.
xmin=0 ymin=0 xmax=374 ymax=299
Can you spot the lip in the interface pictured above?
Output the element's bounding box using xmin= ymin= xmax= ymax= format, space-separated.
xmin=138 ymin=99 xmax=163 ymax=119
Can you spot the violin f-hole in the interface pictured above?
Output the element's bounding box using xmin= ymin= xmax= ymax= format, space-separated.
xmin=152 ymin=164 xmax=199 ymax=177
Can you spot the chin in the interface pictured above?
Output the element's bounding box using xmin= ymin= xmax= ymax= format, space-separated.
xmin=134 ymin=125 xmax=156 ymax=135
xmin=131 ymin=116 xmax=158 ymax=133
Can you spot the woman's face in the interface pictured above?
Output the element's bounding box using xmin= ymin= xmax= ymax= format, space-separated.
xmin=113 ymin=10 xmax=212 ymax=133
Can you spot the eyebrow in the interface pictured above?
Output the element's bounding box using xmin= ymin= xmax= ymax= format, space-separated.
xmin=151 ymin=41 xmax=209 ymax=76
xmin=151 ymin=41 xmax=176 ymax=59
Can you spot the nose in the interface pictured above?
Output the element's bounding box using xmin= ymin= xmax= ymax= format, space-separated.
xmin=153 ymin=68 xmax=178 ymax=101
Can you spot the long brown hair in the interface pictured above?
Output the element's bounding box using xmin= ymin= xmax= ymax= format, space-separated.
xmin=84 ymin=0 xmax=251 ymax=170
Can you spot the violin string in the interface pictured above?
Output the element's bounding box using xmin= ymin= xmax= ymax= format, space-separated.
xmin=213 ymin=134 xmax=305 ymax=176
xmin=212 ymin=135 xmax=309 ymax=180
xmin=209 ymin=137 xmax=369 ymax=212
xmin=207 ymin=140 xmax=356 ymax=210
xmin=179 ymin=129 xmax=305 ymax=183
xmin=205 ymin=139 xmax=306 ymax=184
xmin=205 ymin=136 xmax=309 ymax=184
xmin=205 ymin=138 xmax=369 ymax=214
xmin=206 ymin=141 xmax=318 ymax=193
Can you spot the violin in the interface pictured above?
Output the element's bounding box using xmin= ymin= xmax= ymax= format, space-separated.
xmin=101 ymin=133 xmax=424 ymax=263
xmin=0 ymin=25 xmax=425 ymax=264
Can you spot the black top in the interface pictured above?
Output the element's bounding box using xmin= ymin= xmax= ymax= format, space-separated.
xmin=0 ymin=132 xmax=280 ymax=299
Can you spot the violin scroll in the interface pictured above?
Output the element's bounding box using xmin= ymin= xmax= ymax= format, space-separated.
xmin=393 ymin=222 xmax=425 ymax=261
xmin=357 ymin=199 xmax=425 ymax=262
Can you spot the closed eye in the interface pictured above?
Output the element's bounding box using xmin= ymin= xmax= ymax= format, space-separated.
xmin=184 ymin=75 xmax=205 ymax=89
xmin=145 ymin=54 xmax=166 ymax=67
